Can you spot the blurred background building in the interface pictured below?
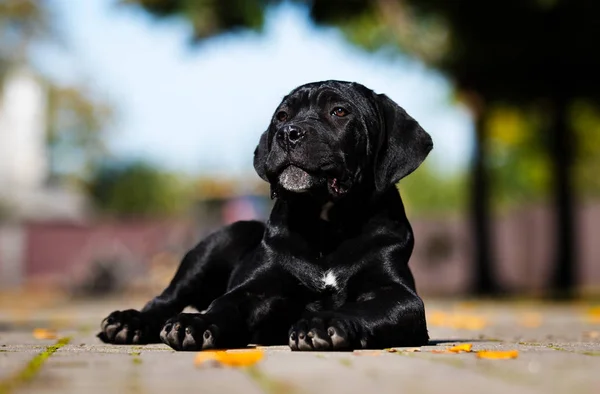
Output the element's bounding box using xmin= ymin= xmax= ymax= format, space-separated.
xmin=0 ymin=0 xmax=599 ymax=299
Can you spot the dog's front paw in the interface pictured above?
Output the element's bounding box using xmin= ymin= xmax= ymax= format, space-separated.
xmin=98 ymin=309 xmax=157 ymax=344
xmin=160 ymin=313 xmax=218 ymax=351
xmin=289 ymin=313 xmax=357 ymax=351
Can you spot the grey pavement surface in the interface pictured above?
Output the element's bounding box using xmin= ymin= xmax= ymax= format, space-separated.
xmin=1 ymin=296 xmax=600 ymax=394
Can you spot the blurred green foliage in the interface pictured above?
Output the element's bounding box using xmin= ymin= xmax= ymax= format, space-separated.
xmin=87 ymin=161 xmax=193 ymax=217
xmin=400 ymin=164 xmax=467 ymax=216
xmin=485 ymin=102 xmax=600 ymax=207
xmin=572 ymin=101 xmax=600 ymax=199
xmin=486 ymin=105 xmax=551 ymax=207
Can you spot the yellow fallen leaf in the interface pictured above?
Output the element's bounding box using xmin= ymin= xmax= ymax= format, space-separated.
xmin=194 ymin=351 xmax=220 ymax=365
xmin=33 ymin=328 xmax=57 ymax=340
xmin=476 ymin=350 xmax=519 ymax=359
xmin=448 ymin=343 xmax=473 ymax=353
xmin=582 ymin=331 xmax=599 ymax=339
xmin=587 ymin=307 xmax=600 ymax=324
xmin=216 ymin=350 xmax=264 ymax=366
xmin=195 ymin=350 xmax=264 ymax=367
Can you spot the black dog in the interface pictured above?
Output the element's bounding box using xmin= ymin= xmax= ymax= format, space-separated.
xmin=98 ymin=80 xmax=433 ymax=351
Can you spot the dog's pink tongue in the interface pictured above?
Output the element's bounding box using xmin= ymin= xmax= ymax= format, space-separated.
xmin=279 ymin=166 xmax=313 ymax=192
xmin=329 ymin=178 xmax=342 ymax=194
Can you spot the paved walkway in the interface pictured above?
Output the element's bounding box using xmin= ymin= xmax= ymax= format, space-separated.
xmin=0 ymin=296 xmax=599 ymax=394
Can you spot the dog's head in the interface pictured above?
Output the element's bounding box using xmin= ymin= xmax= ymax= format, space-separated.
xmin=254 ymin=81 xmax=433 ymax=200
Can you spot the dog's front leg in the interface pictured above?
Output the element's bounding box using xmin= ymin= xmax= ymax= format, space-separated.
xmin=159 ymin=266 xmax=296 ymax=351
xmin=97 ymin=221 xmax=265 ymax=345
xmin=289 ymin=283 xmax=429 ymax=351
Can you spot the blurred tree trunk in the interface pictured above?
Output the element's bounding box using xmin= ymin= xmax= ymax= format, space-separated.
xmin=471 ymin=115 xmax=498 ymax=294
xmin=549 ymin=90 xmax=577 ymax=299
xmin=467 ymin=95 xmax=499 ymax=295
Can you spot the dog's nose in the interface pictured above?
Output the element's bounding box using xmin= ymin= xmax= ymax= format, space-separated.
xmin=277 ymin=125 xmax=306 ymax=148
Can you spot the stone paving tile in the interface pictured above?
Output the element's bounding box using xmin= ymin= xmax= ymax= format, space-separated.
xmin=0 ymin=353 xmax=38 ymax=381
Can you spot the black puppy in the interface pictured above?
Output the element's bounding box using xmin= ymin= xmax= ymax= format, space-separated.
xmin=98 ymin=80 xmax=433 ymax=351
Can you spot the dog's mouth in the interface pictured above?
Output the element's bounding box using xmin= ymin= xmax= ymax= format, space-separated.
xmin=273 ymin=165 xmax=349 ymax=199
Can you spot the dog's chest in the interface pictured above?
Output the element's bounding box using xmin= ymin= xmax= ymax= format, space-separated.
xmin=305 ymin=270 xmax=347 ymax=312
xmin=303 ymin=267 xmax=344 ymax=293
xmin=321 ymin=270 xmax=338 ymax=289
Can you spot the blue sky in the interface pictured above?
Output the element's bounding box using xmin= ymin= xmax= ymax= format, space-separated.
xmin=37 ymin=0 xmax=473 ymax=177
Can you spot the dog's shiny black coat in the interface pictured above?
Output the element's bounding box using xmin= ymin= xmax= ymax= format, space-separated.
xmin=98 ymin=81 xmax=433 ymax=351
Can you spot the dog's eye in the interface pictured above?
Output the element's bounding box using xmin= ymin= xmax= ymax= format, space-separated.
xmin=276 ymin=111 xmax=288 ymax=122
xmin=331 ymin=107 xmax=348 ymax=117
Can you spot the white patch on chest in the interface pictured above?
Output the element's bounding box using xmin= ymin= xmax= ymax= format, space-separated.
xmin=320 ymin=202 xmax=335 ymax=222
xmin=322 ymin=270 xmax=338 ymax=289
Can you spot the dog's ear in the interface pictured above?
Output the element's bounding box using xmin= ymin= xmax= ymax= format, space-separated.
xmin=253 ymin=130 xmax=270 ymax=181
xmin=373 ymin=94 xmax=433 ymax=192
